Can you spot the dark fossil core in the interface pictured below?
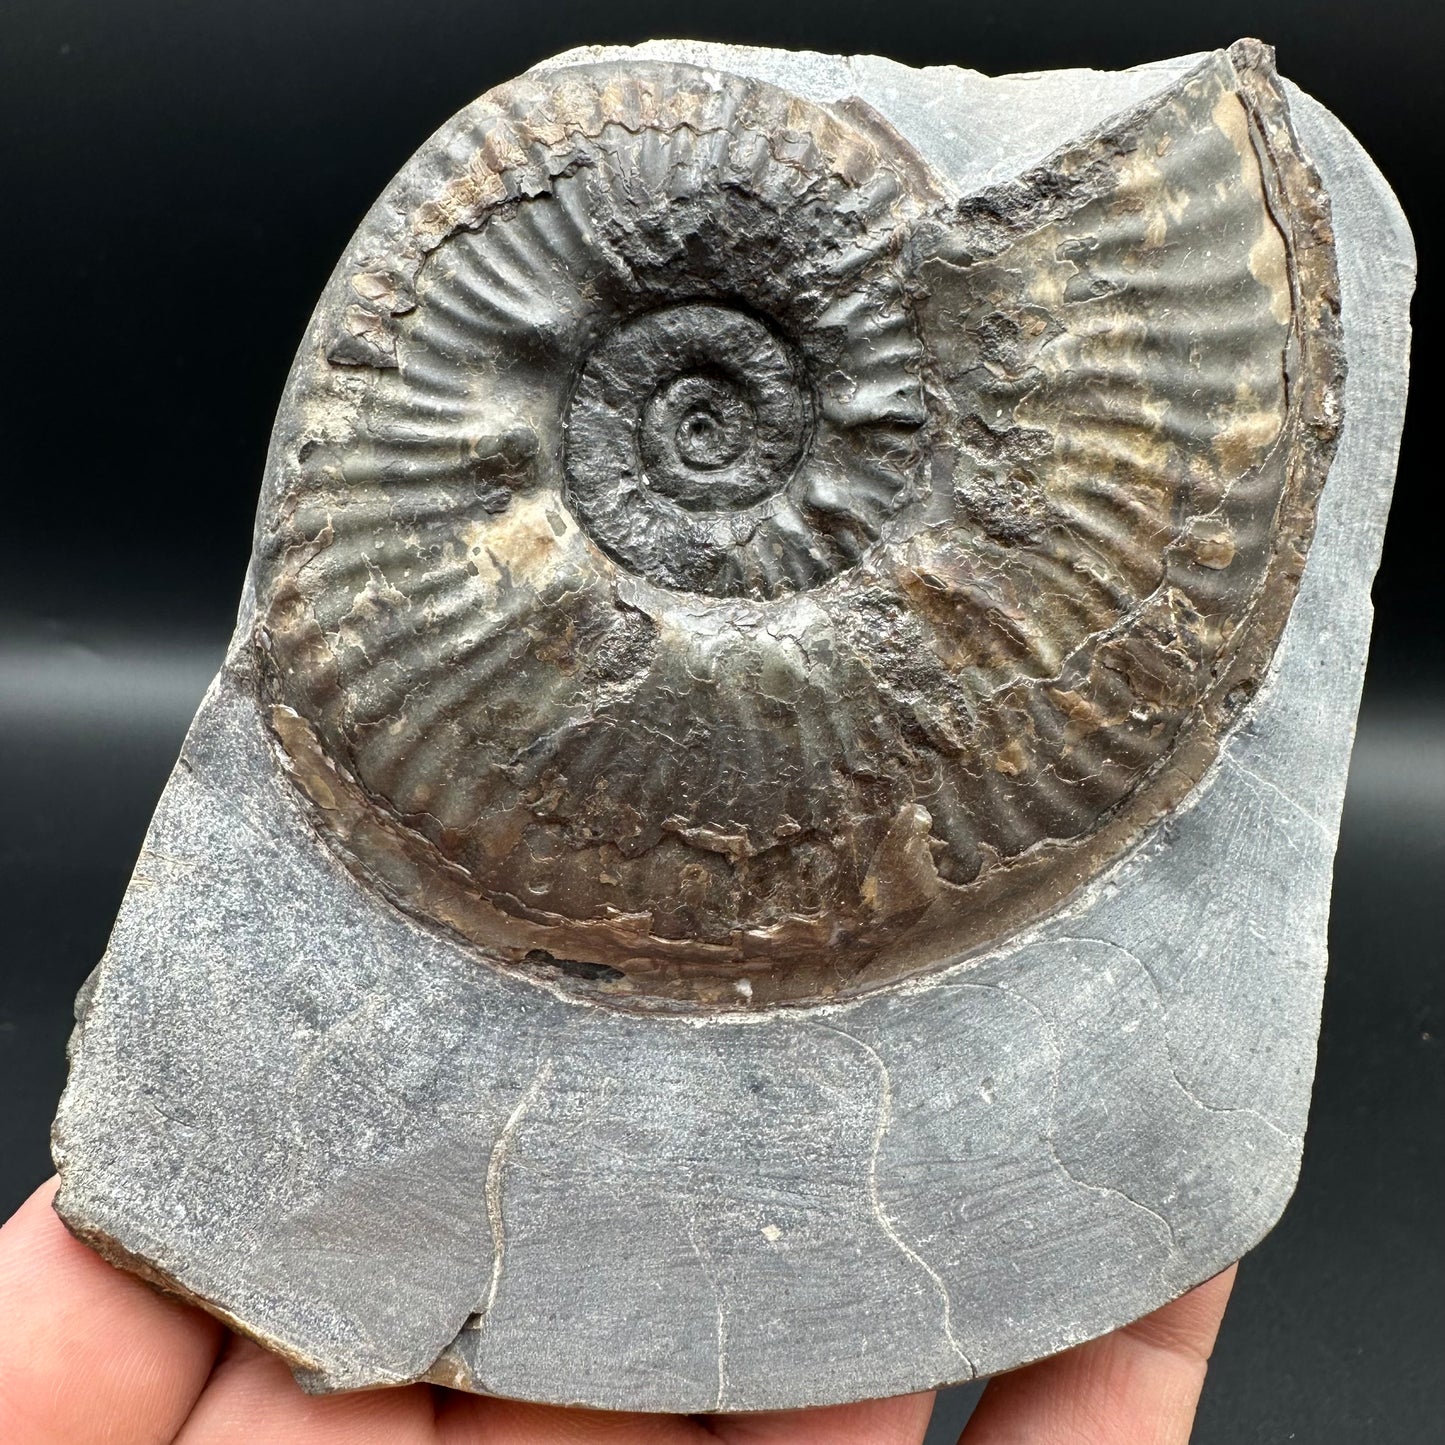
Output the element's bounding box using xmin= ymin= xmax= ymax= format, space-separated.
xmin=564 ymin=303 xmax=820 ymax=591
xmin=256 ymin=43 xmax=1343 ymax=1009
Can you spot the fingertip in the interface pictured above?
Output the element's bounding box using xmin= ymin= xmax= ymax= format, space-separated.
xmin=1119 ymin=1263 xmax=1238 ymax=1368
xmin=961 ymin=1267 xmax=1240 ymax=1445
xmin=173 ymin=1333 xmax=437 ymax=1445
xmin=0 ymin=1175 xmax=224 ymax=1445
xmin=434 ymin=1392 xmax=705 ymax=1445
xmin=703 ymin=1388 xmax=937 ymax=1445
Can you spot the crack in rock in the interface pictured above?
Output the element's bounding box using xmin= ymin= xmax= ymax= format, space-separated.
xmin=477 ymin=1059 xmax=554 ymax=1331
xmin=815 ymin=1023 xmax=976 ymax=1378
xmin=948 ymin=981 xmax=1179 ymax=1250
xmin=1223 ymin=754 xmax=1333 ymax=839
xmin=1055 ymin=935 xmax=1302 ymax=1144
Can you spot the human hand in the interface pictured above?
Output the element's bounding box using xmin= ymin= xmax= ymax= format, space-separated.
xmin=0 ymin=1177 xmax=1234 ymax=1445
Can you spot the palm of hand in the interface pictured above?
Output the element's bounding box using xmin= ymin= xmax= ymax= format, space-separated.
xmin=0 ymin=1180 xmax=1233 ymax=1445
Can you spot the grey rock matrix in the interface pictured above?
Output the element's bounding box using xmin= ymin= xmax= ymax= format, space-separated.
xmin=52 ymin=39 xmax=1413 ymax=1412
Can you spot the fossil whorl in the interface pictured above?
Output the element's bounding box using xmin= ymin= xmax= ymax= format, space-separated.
xmin=257 ymin=42 xmax=1343 ymax=1009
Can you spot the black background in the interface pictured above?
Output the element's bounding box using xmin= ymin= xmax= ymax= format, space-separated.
xmin=1 ymin=3 xmax=1440 ymax=1442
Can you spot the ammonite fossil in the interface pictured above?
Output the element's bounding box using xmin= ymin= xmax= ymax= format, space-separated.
xmin=257 ymin=41 xmax=1343 ymax=1009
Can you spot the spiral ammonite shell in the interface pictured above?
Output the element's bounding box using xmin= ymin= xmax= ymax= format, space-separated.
xmin=256 ymin=43 xmax=1343 ymax=1009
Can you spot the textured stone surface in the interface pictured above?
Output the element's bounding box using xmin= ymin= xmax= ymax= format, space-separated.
xmin=51 ymin=41 xmax=1412 ymax=1412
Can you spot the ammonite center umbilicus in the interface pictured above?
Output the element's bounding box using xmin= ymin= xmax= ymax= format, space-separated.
xmin=257 ymin=44 xmax=1343 ymax=1008
xmin=564 ymin=302 xmax=833 ymax=593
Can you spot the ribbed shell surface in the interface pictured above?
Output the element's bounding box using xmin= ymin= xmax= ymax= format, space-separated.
xmin=257 ymin=45 xmax=1343 ymax=1008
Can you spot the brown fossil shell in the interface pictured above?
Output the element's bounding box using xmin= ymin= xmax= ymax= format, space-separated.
xmin=256 ymin=42 xmax=1343 ymax=1009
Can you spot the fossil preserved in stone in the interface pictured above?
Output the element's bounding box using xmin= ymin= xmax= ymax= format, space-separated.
xmin=53 ymin=38 xmax=1411 ymax=1412
xmin=258 ymin=42 xmax=1342 ymax=1007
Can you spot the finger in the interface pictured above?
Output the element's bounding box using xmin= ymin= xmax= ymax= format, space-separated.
xmin=174 ymin=1334 xmax=437 ymax=1445
xmin=434 ymin=1391 xmax=709 ymax=1445
xmin=0 ymin=1176 xmax=225 ymax=1445
xmin=704 ymin=1390 xmax=936 ymax=1445
xmin=960 ymin=1265 xmax=1238 ymax=1445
